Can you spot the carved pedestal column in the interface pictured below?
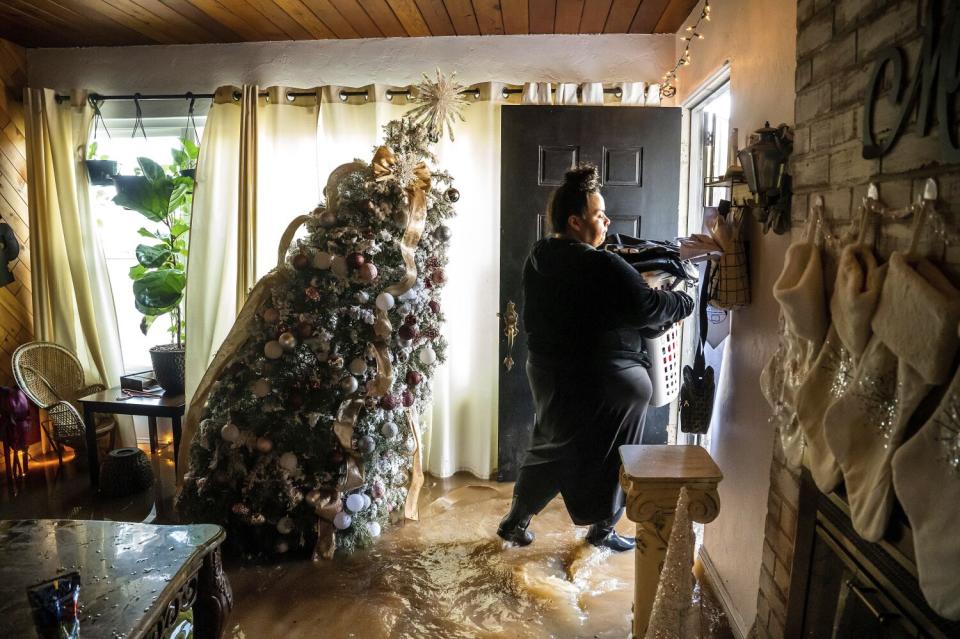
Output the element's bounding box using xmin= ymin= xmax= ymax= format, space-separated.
xmin=620 ymin=445 xmax=722 ymax=639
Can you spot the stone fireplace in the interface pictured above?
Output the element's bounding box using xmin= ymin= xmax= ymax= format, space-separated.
xmin=753 ymin=0 xmax=960 ymax=636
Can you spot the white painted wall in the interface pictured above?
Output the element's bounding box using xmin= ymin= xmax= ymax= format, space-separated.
xmin=27 ymin=34 xmax=673 ymax=94
xmin=674 ymin=1 xmax=797 ymax=635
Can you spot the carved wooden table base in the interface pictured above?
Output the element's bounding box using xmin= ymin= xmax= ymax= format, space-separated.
xmin=619 ymin=445 xmax=722 ymax=639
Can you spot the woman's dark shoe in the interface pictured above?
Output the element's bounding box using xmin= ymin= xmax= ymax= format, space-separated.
xmin=587 ymin=530 xmax=636 ymax=552
xmin=497 ymin=522 xmax=535 ymax=546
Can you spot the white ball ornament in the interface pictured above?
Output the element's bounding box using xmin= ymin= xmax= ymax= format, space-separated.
xmin=418 ymin=346 xmax=437 ymax=365
xmin=252 ymin=378 xmax=272 ymax=398
xmin=278 ymin=332 xmax=297 ymax=350
xmin=358 ymin=435 xmax=376 ymax=454
xmin=333 ymin=511 xmax=352 ymax=530
xmin=313 ymin=251 xmax=333 ymax=270
xmin=348 ymin=358 xmax=368 ymax=376
xmin=346 ymin=493 xmax=366 ymax=513
xmin=276 ymin=516 xmax=294 ymax=535
xmin=366 ymin=521 xmax=381 ymax=538
xmin=375 ymin=292 xmax=395 ymax=311
xmin=340 ymin=376 xmax=359 ymax=394
xmin=220 ymin=422 xmax=240 ymax=443
xmin=264 ymin=340 xmax=284 ymax=359
xmin=380 ymin=421 xmax=399 ymax=439
xmin=331 ymin=255 xmax=349 ymax=279
xmin=256 ymin=437 xmax=273 ymax=454
xmin=279 ymin=452 xmax=298 ymax=472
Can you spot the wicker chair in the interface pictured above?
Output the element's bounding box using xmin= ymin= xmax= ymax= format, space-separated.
xmin=12 ymin=341 xmax=116 ymax=464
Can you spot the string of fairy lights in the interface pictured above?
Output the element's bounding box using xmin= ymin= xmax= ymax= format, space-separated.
xmin=660 ymin=0 xmax=712 ymax=98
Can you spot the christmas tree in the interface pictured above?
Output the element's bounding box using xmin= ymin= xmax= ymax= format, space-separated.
xmin=177 ymin=73 xmax=467 ymax=558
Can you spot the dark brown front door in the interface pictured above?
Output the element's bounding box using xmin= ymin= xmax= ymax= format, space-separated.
xmin=497 ymin=105 xmax=682 ymax=481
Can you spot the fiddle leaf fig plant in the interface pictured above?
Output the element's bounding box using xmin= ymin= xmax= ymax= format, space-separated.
xmin=113 ymin=139 xmax=197 ymax=345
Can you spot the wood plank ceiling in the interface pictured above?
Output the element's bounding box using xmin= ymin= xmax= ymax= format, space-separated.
xmin=0 ymin=0 xmax=700 ymax=47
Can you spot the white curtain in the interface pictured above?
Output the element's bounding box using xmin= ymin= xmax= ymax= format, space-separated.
xmin=314 ymin=85 xmax=501 ymax=478
xmin=184 ymin=86 xmax=321 ymax=405
xmin=25 ymin=89 xmax=135 ymax=445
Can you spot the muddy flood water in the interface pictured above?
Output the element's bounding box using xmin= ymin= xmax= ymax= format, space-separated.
xmin=226 ymin=475 xmax=728 ymax=639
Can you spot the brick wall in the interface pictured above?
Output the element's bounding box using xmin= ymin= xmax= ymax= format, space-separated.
xmin=754 ymin=1 xmax=960 ymax=636
xmin=0 ymin=37 xmax=32 ymax=386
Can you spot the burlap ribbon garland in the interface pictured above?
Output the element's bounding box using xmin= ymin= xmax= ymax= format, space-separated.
xmin=331 ymin=144 xmax=431 ymax=526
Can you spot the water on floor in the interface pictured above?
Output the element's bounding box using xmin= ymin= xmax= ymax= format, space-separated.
xmin=2 ymin=445 xmax=730 ymax=639
xmin=226 ymin=478 xmax=636 ymax=639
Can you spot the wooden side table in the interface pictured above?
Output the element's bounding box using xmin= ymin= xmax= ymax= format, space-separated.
xmin=0 ymin=519 xmax=232 ymax=639
xmin=619 ymin=444 xmax=723 ymax=639
xmin=78 ymin=387 xmax=185 ymax=487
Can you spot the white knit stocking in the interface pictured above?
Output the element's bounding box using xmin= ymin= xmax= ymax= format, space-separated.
xmin=892 ymin=365 xmax=960 ymax=620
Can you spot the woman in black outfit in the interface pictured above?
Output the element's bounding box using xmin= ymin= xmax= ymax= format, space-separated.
xmin=497 ymin=165 xmax=695 ymax=551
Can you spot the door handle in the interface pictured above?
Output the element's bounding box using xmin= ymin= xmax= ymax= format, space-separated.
xmin=845 ymin=580 xmax=899 ymax=625
xmin=498 ymin=301 xmax=519 ymax=372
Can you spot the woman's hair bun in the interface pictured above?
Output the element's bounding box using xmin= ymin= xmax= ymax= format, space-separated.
xmin=563 ymin=164 xmax=600 ymax=193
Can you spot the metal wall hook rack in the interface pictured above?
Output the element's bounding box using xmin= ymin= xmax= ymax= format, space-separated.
xmin=857 ymin=178 xmax=959 ymax=252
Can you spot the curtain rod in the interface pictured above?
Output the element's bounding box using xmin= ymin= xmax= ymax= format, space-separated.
xmin=55 ymin=85 xmax=626 ymax=105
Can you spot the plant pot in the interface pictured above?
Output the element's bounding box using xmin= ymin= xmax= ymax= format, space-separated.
xmin=150 ymin=343 xmax=186 ymax=395
xmin=179 ymin=168 xmax=196 ymax=180
xmin=99 ymin=447 xmax=154 ymax=497
xmin=85 ymin=160 xmax=117 ymax=186
xmin=113 ymin=174 xmax=149 ymax=198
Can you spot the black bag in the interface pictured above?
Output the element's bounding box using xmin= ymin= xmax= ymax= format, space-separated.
xmin=680 ymin=261 xmax=716 ymax=435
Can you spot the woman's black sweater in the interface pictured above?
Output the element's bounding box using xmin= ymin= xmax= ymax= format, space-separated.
xmin=522 ymin=237 xmax=694 ymax=367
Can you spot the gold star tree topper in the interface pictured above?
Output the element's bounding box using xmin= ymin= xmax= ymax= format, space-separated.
xmin=409 ymin=69 xmax=470 ymax=142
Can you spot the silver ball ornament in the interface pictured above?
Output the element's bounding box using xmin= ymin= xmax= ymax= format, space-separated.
xmin=252 ymin=378 xmax=272 ymax=398
xmin=220 ymin=422 xmax=240 ymax=443
xmin=279 ymin=451 xmax=298 ymax=472
xmin=358 ymin=435 xmax=376 ymax=454
xmin=445 ymin=187 xmax=460 ymax=202
xmin=319 ymin=210 xmax=337 ymax=227
xmin=278 ymin=332 xmax=297 ymax=350
xmin=380 ymin=421 xmax=399 ymax=439
xmin=264 ymin=340 xmax=284 ymax=359
xmin=276 ymin=516 xmax=294 ymax=535
xmin=418 ymin=346 xmax=437 ymax=365
xmin=333 ymin=511 xmax=352 ymax=530
xmin=340 ymin=376 xmax=359 ymax=394
xmin=346 ymin=493 xmax=365 ymax=513
xmin=348 ymin=358 xmax=368 ymax=376
xmin=435 ymin=225 xmax=452 ymax=242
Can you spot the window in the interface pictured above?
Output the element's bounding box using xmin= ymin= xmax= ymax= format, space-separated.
xmin=90 ymin=115 xmax=203 ymax=373
xmin=686 ymin=81 xmax=732 ymax=235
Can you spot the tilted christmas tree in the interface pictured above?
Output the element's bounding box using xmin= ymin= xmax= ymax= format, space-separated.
xmin=177 ymin=73 xmax=467 ymax=558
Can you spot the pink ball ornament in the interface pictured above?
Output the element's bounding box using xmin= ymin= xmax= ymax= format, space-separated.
xmin=262 ymin=308 xmax=280 ymax=324
xmin=428 ymin=300 xmax=441 ymax=314
xmin=347 ymin=252 xmax=366 ymax=269
xmin=359 ymin=262 xmax=378 ymax=282
xmin=256 ymin=437 xmax=273 ymax=454
xmin=380 ymin=394 xmax=400 ymax=410
xmin=401 ymin=389 xmax=414 ymax=407
xmin=406 ymin=370 xmax=422 ymax=386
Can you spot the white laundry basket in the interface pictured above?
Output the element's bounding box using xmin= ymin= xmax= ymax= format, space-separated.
xmin=643 ymin=272 xmax=683 ymax=408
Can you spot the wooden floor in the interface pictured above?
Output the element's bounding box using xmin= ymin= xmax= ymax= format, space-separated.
xmin=0 ymin=443 xmax=732 ymax=639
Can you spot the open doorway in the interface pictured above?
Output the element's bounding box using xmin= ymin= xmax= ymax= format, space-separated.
xmin=680 ymin=74 xmax=732 ymax=449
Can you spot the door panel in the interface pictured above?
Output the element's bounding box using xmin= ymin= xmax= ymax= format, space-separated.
xmin=497 ymin=105 xmax=682 ymax=481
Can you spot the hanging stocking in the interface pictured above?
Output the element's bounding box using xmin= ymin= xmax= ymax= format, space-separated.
xmin=824 ymin=252 xmax=960 ymax=541
xmin=795 ymin=213 xmax=886 ymax=493
xmin=762 ymin=212 xmax=828 ymax=467
xmin=892 ymin=361 xmax=960 ymax=620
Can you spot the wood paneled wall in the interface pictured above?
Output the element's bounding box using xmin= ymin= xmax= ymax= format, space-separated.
xmin=0 ymin=37 xmax=32 ymax=387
